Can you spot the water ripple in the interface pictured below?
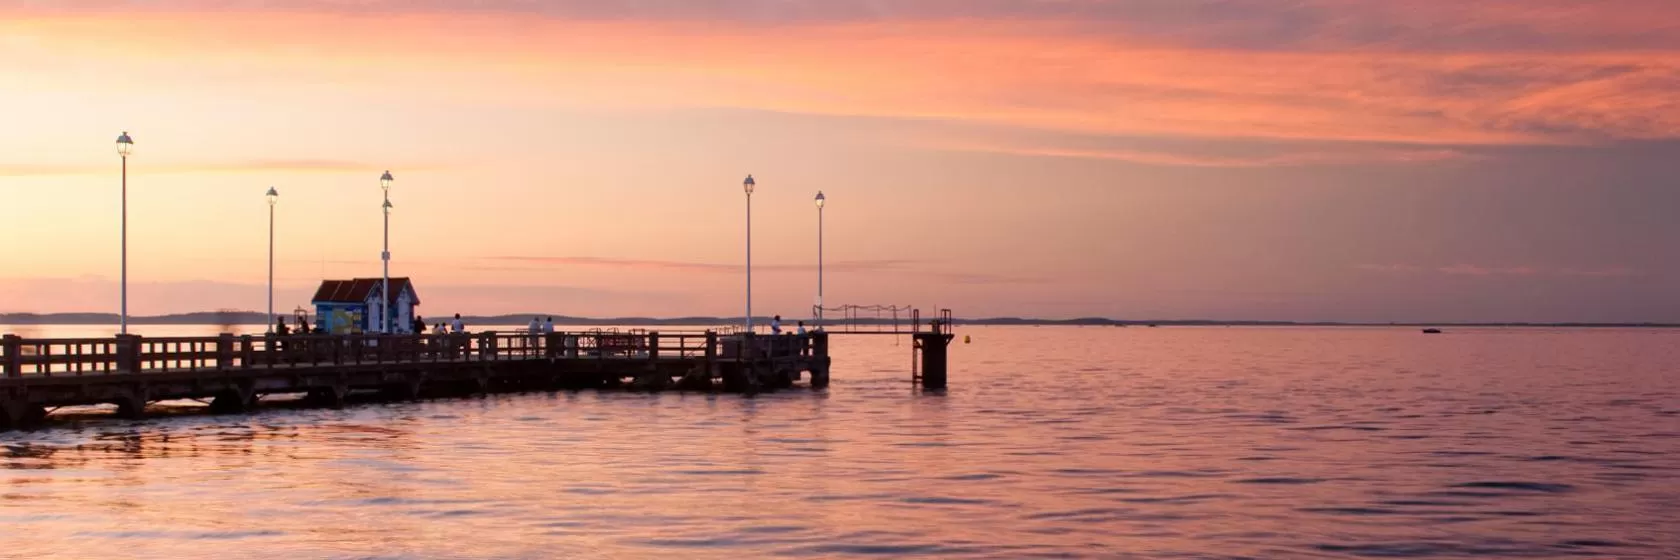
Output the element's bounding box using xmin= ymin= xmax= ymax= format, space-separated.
xmin=1 ymin=326 xmax=1676 ymax=558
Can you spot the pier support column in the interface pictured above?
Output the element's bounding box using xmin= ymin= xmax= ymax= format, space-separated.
xmin=677 ymin=366 xmax=712 ymax=391
xmin=810 ymin=363 xmax=830 ymax=389
xmin=383 ymin=379 xmax=422 ymax=401
xmin=305 ymin=385 xmax=347 ymax=409
xmin=114 ymin=389 xmax=148 ymax=419
xmin=632 ymin=369 xmax=671 ymax=391
xmin=209 ymin=388 xmax=255 ymax=414
xmin=0 ymin=400 xmax=21 ymax=430
xmin=2 ymin=401 xmax=47 ymax=430
xmin=913 ymin=332 xmax=955 ymax=390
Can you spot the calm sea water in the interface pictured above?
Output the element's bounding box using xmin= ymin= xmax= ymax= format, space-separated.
xmin=2 ymin=325 xmax=1677 ymax=559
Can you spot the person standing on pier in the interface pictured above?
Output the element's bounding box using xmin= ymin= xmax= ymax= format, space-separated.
xmin=527 ymin=317 xmax=541 ymax=351
xmin=543 ymin=317 xmax=554 ymax=334
xmin=451 ymin=314 xmax=464 ymax=333
xmin=771 ymin=315 xmax=783 ymax=335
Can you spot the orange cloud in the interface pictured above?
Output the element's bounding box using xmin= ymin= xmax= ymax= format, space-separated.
xmin=3 ymin=8 xmax=1676 ymax=152
xmin=938 ymin=144 xmax=1475 ymax=168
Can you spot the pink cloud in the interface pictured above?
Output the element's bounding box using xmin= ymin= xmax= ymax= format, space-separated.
xmin=1357 ymin=264 xmax=1640 ymax=278
xmin=941 ymin=144 xmax=1476 ymax=168
xmin=1438 ymin=265 xmax=1542 ymax=276
xmin=4 ymin=8 xmax=1677 ymax=152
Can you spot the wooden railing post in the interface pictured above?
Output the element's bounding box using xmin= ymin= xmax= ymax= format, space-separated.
xmin=116 ymin=334 xmax=142 ymax=374
xmin=481 ymin=333 xmax=495 ymax=361
xmin=217 ymin=333 xmax=234 ymax=370
xmin=2 ymin=334 xmax=20 ymax=378
xmin=240 ymin=335 xmax=255 ymax=369
xmin=648 ymin=331 xmax=660 ymax=361
xmin=705 ymin=331 xmax=717 ymax=365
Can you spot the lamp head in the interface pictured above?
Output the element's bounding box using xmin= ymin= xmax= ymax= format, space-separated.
xmin=380 ymin=170 xmax=393 ymax=193
xmin=743 ymin=174 xmax=755 ymax=195
xmin=266 ymin=186 xmax=279 ymax=205
xmin=116 ymin=131 xmax=133 ymax=157
xmin=815 ymin=190 xmax=825 ymax=209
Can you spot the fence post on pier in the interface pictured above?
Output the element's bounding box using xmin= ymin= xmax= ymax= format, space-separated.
xmin=115 ymin=334 xmax=142 ymax=374
xmin=217 ymin=333 xmax=234 ymax=370
xmin=649 ymin=332 xmax=660 ymax=362
xmin=705 ymin=331 xmax=717 ymax=373
xmin=240 ymin=335 xmax=254 ymax=369
xmin=481 ymin=332 xmax=495 ymax=361
xmin=2 ymin=335 xmax=20 ymax=378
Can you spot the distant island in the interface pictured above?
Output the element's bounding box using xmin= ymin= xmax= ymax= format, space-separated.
xmin=0 ymin=312 xmax=1674 ymax=328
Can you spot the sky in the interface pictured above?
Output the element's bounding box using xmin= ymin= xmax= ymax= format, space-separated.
xmin=1 ymin=0 xmax=1677 ymax=323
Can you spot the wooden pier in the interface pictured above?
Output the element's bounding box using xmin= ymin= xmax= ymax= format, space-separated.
xmin=0 ymin=330 xmax=830 ymax=430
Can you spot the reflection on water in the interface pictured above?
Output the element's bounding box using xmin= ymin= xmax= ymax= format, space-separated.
xmin=2 ymin=326 xmax=1678 ymax=558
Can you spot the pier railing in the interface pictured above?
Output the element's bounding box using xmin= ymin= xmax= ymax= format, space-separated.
xmin=0 ymin=330 xmax=821 ymax=378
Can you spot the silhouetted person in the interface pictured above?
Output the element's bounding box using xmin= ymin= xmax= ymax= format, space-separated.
xmin=771 ymin=315 xmax=783 ymax=335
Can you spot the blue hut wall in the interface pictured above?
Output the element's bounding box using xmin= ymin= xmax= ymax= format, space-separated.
xmin=315 ymin=303 xmax=368 ymax=334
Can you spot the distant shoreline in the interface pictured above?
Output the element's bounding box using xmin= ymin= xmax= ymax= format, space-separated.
xmin=1 ymin=312 xmax=1674 ymax=329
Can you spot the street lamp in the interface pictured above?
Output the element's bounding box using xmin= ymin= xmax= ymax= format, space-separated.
xmin=379 ymin=170 xmax=394 ymax=333
xmin=381 ymin=194 xmax=393 ymax=334
xmin=743 ymin=174 xmax=755 ymax=332
xmin=814 ymin=190 xmax=825 ymax=328
xmin=266 ymin=187 xmax=278 ymax=334
xmin=116 ymin=131 xmax=134 ymax=335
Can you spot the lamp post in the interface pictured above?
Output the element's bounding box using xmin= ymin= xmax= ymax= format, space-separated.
xmin=266 ymin=187 xmax=279 ymax=334
xmin=380 ymin=171 xmax=393 ymax=333
xmin=743 ymin=174 xmax=755 ymax=332
xmin=814 ymin=190 xmax=825 ymax=328
xmin=116 ymin=132 xmax=133 ymax=335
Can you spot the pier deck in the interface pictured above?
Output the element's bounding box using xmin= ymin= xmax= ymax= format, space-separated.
xmin=0 ymin=330 xmax=830 ymax=430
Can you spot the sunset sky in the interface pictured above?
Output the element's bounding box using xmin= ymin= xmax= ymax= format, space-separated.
xmin=2 ymin=0 xmax=1677 ymax=322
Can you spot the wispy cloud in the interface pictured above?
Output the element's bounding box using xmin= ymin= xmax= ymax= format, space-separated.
xmin=1438 ymin=264 xmax=1542 ymax=276
xmin=1356 ymin=263 xmax=1640 ymax=278
xmin=5 ymin=4 xmax=1676 ymax=153
xmin=484 ymin=256 xmax=1043 ymax=284
xmin=941 ymin=144 xmax=1476 ymax=168
xmin=485 ymin=256 xmax=916 ymax=273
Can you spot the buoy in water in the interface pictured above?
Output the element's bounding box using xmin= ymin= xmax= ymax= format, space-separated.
xmin=963 ymin=335 xmax=971 ymax=344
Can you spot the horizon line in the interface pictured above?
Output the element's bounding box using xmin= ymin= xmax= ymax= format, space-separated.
xmin=0 ymin=311 xmax=1675 ymax=328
